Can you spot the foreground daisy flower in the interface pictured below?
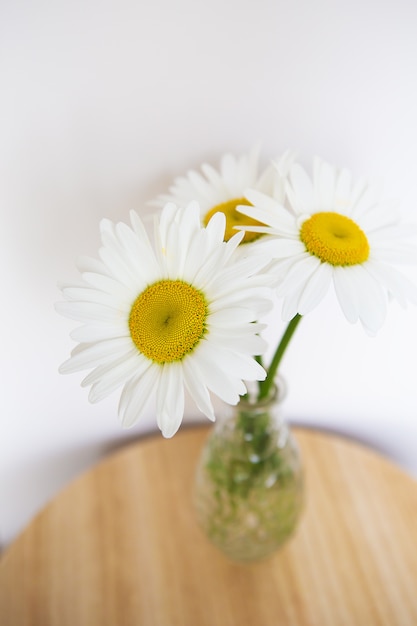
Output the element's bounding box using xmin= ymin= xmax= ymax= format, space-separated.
xmin=238 ymin=157 xmax=417 ymax=335
xmin=56 ymin=203 xmax=272 ymax=437
xmin=154 ymin=148 xmax=294 ymax=244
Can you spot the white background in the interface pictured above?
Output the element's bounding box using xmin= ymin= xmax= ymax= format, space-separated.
xmin=1 ymin=0 xmax=416 ymax=548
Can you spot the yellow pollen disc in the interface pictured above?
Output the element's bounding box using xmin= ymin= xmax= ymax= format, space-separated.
xmin=129 ymin=280 xmax=207 ymax=363
xmin=300 ymin=212 xmax=370 ymax=266
xmin=204 ymin=197 xmax=265 ymax=243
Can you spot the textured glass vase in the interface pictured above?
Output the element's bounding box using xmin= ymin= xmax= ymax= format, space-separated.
xmin=193 ymin=380 xmax=304 ymax=562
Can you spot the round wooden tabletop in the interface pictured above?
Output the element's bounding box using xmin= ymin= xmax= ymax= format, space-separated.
xmin=1 ymin=426 xmax=417 ymax=626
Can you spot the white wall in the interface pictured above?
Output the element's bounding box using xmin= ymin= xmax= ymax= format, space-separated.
xmin=1 ymin=0 xmax=416 ymax=548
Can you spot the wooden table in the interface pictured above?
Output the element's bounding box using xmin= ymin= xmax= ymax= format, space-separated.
xmin=1 ymin=426 xmax=417 ymax=626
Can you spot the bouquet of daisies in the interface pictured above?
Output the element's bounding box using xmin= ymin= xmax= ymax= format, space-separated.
xmin=57 ymin=150 xmax=416 ymax=437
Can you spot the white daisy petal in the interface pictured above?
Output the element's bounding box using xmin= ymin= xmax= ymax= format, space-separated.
xmin=350 ymin=185 xmax=378 ymax=220
xmin=61 ymin=286 xmax=125 ymax=308
xmin=183 ymin=357 xmax=215 ymax=421
xmin=288 ymin=163 xmax=315 ymax=214
xmin=350 ymin=265 xmax=388 ymax=334
xmin=209 ymin=333 xmax=267 ymax=356
xmin=366 ymin=259 xmax=417 ymax=306
xmin=156 ymin=363 xmax=185 ymax=438
xmin=209 ymin=290 xmax=272 ymax=317
xmin=206 ymin=341 xmax=267 ymax=381
xmin=334 ymin=168 xmax=352 ymax=212
xmin=192 ymin=342 xmax=247 ymax=404
xmin=87 ymin=352 xmax=143 ymax=403
xmin=55 ymin=301 xmax=123 ymax=323
xmin=281 ymin=288 xmax=304 ymax=322
xmin=70 ymin=321 xmax=128 ymax=343
xmin=297 ymin=262 xmax=333 ymax=315
xmin=349 ymin=177 xmax=368 ymax=211
xmin=208 ymin=307 xmax=260 ymax=327
xmin=82 ymin=272 xmax=134 ymax=302
xmin=76 ymin=255 xmax=109 ymax=276
xmin=201 ymin=162 xmax=227 ymax=191
xmin=313 ymin=157 xmax=336 ymax=212
xmin=332 ymin=267 xmax=359 ymax=323
xmin=258 ymin=238 xmax=306 ymax=260
xmin=59 ymin=338 xmax=134 ymax=374
xmin=238 ymin=200 xmax=296 ymax=235
xmin=115 ymin=221 xmax=160 ymax=286
xmin=221 ymin=153 xmax=238 ymax=190
xmin=120 ymin=364 xmax=160 ymax=429
xmin=82 ymin=349 xmax=139 ymax=389
xmin=275 ymin=254 xmax=321 ymax=298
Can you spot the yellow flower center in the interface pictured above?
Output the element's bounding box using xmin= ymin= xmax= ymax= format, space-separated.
xmin=129 ymin=280 xmax=207 ymax=363
xmin=203 ymin=198 xmax=264 ymax=243
xmin=300 ymin=212 xmax=370 ymax=266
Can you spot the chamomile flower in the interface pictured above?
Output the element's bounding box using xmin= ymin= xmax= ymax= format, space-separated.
xmin=238 ymin=157 xmax=417 ymax=335
xmin=154 ymin=148 xmax=295 ymax=244
xmin=56 ymin=202 xmax=273 ymax=437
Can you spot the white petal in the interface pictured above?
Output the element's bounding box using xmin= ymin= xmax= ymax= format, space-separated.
xmin=76 ymin=255 xmax=109 ymax=275
xmin=275 ymin=254 xmax=321 ymax=298
xmin=70 ymin=321 xmax=128 ymax=343
xmin=239 ymin=195 xmax=294 ymax=234
xmin=204 ymin=210 xmax=227 ymax=246
xmin=82 ymin=272 xmax=134 ymax=301
xmin=156 ymin=363 xmax=185 ymax=438
xmin=354 ymin=266 xmax=388 ymax=333
xmin=80 ymin=348 xmax=135 ymax=386
xmin=245 ymin=189 xmax=283 ymax=215
xmin=350 ymin=185 xmax=378 ymax=220
xmin=55 ymin=301 xmax=124 ymax=323
xmin=208 ymin=307 xmax=259 ymax=327
xmin=119 ymin=364 xmax=160 ymax=428
xmin=87 ymin=351 xmax=144 ymax=403
xmin=335 ymin=265 xmax=388 ymax=333
xmin=313 ymin=157 xmax=336 ymax=212
xmin=61 ymin=286 xmax=126 ymax=308
xmin=221 ymin=153 xmax=238 ymax=190
xmin=281 ymin=288 xmax=304 ymax=321
xmin=187 ymin=170 xmax=213 ymax=199
xmin=334 ymin=168 xmax=352 ymax=212
xmin=209 ymin=286 xmax=273 ymax=310
xmin=365 ymin=259 xmax=417 ymax=306
xmin=183 ymin=357 xmax=215 ymax=421
xmin=211 ymin=332 xmax=267 ymax=356
xmin=201 ymin=162 xmax=227 ymax=192
xmin=349 ymin=177 xmax=368 ymax=212
xmin=115 ymin=221 xmax=160 ymax=285
xmin=59 ymin=337 xmax=133 ymax=374
xmin=207 ymin=256 xmax=271 ymax=295
xmin=191 ymin=342 xmax=246 ymax=404
xmin=288 ymin=163 xmax=315 ymax=214
xmin=205 ymin=341 xmax=267 ymax=381
xmin=297 ymin=262 xmax=333 ymax=315
xmin=333 ymin=266 xmax=359 ymax=323
xmin=98 ymin=234 xmax=140 ymax=290
xmin=259 ymin=238 xmax=306 ymax=260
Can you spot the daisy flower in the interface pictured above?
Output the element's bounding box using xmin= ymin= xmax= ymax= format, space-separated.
xmin=154 ymin=148 xmax=294 ymax=244
xmin=238 ymin=157 xmax=417 ymax=335
xmin=56 ymin=202 xmax=273 ymax=438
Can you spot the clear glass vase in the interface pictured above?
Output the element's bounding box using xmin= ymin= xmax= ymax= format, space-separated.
xmin=193 ymin=380 xmax=304 ymax=562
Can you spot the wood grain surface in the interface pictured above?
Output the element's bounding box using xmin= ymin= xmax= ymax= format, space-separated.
xmin=1 ymin=426 xmax=417 ymax=626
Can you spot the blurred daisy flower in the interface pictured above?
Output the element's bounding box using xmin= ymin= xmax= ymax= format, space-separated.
xmin=238 ymin=157 xmax=417 ymax=337
xmin=56 ymin=202 xmax=273 ymax=437
xmin=154 ymin=148 xmax=295 ymax=244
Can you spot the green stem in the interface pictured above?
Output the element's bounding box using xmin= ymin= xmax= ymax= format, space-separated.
xmin=257 ymin=314 xmax=302 ymax=400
